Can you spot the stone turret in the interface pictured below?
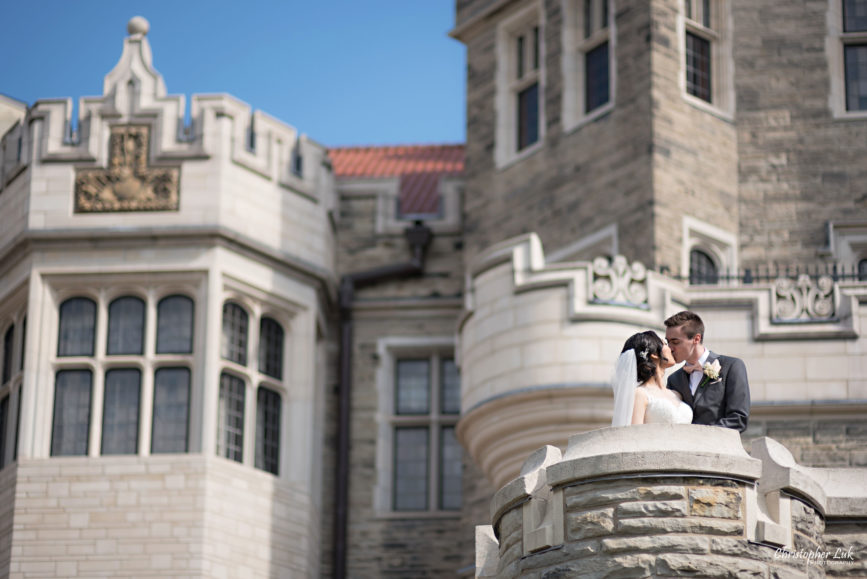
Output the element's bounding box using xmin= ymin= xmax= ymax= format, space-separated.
xmin=476 ymin=425 xmax=867 ymax=577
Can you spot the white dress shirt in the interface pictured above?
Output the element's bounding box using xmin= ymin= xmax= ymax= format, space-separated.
xmin=689 ymin=349 xmax=711 ymax=396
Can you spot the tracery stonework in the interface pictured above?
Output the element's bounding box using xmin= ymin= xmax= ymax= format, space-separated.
xmin=75 ymin=125 xmax=180 ymax=212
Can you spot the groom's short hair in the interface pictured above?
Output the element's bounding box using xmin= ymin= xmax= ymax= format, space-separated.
xmin=664 ymin=311 xmax=705 ymax=342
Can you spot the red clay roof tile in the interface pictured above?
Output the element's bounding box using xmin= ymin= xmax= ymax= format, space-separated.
xmin=329 ymin=144 xmax=464 ymax=215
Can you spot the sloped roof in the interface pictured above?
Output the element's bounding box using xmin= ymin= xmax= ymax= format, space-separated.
xmin=329 ymin=144 xmax=464 ymax=215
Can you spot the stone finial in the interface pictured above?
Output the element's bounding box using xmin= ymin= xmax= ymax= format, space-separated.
xmin=127 ymin=16 xmax=150 ymax=37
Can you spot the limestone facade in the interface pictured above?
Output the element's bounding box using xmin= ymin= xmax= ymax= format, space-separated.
xmin=2 ymin=0 xmax=867 ymax=576
xmin=0 ymin=21 xmax=331 ymax=578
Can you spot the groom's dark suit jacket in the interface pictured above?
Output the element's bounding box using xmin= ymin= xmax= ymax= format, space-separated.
xmin=667 ymin=351 xmax=750 ymax=432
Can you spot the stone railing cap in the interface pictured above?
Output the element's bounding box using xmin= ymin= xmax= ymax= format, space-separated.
xmin=547 ymin=424 xmax=762 ymax=488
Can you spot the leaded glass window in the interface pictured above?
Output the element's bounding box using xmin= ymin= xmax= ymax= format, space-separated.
xmin=51 ymin=369 xmax=92 ymax=456
xmin=440 ymin=358 xmax=460 ymax=415
xmin=152 ymin=367 xmax=190 ymax=453
xmin=390 ymin=352 xmax=462 ymax=512
xmin=689 ymin=249 xmax=719 ymax=285
xmin=101 ymin=368 xmax=140 ymax=454
xmin=513 ymin=22 xmax=541 ymax=152
xmin=255 ymin=386 xmax=281 ymax=475
xmin=396 ymin=359 xmax=430 ymax=415
xmin=686 ymin=32 xmax=712 ymax=102
xmin=585 ymin=42 xmax=610 ymax=113
xmin=217 ymin=372 xmax=245 ymax=462
xmin=517 ymin=83 xmax=540 ymax=150
xmin=393 ymin=426 xmax=429 ymax=511
xmin=221 ymin=302 xmax=248 ymax=366
xmin=58 ymin=298 xmax=96 ymax=357
xmin=107 ymin=296 xmax=145 ymax=355
xmin=845 ymin=44 xmax=867 ymax=111
xmin=156 ymin=295 xmax=194 ymax=354
xmin=844 ymin=0 xmax=867 ymax=32
xmin=439 ymin=426 xmax=462 ymax=510
xmin=258 ymin=317 xmax=284 ymax=380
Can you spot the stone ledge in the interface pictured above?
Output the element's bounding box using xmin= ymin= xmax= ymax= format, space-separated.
xmin=548 ymin=424 xmax=762 ymax=489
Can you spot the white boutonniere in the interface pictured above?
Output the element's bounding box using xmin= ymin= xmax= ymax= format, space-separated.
xmin=698 ymin=360 xmax=721 ymax=388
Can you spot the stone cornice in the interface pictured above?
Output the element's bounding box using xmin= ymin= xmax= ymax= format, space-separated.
xmin=0 ymin=225 xmax=338 ymax=314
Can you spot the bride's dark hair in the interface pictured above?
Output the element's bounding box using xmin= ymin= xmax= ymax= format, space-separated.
xmin=621 ymin=331 xmax=665 ymax=383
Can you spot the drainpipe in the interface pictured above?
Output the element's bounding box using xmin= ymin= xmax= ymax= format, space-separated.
xmin=333 ymin=221 xmax=433 ymax=579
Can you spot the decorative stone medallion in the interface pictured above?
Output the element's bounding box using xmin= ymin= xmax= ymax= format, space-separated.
xmin=591 ymin=255 xmax=648 ymax=307
xmin=773 ymin=274 xmax=835 ymax=322
xmin=75 ymin=125 xmax=179 ymax=212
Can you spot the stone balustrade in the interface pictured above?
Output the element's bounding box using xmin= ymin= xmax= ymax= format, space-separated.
xmin=476 ymin=424 xmax=867 ymax=578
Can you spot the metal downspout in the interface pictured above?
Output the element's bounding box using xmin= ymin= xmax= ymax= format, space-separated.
xmin=333 ymin=221 xmax=433 ymax=579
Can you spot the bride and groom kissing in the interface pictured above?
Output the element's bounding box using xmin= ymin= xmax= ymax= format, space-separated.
xmin=611 ymin=311 xmax=751 ymax=431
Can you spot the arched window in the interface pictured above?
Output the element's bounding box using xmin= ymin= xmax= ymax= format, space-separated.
xmin=255 ymin=386 xmax=281 ymax=475
xmin=101 ymin=368 xmax=141 ymax=454
xmin=217 ymin=372 xmax=245 ymax=462
xmin=152 ymin=367 xmax=190 ymax=453
xmin=107 ymin=296 xmax=145 ymax=355
xmin=258 ymin=317 xmax=284 ymax=380
xmin=156 ymin=295 xmax=194 ymax=354
xmin=221 ymin=302 xmax=248 ymax=366
xmin=51 ymin=369 xmax=92 ymax=456
xmin=859 ymin=258 xmax=867 ymax=281
xmin=58 ymin=298 xmax=96 ymax=357
xmin=689 ymin=248 xmax=719 ymax=285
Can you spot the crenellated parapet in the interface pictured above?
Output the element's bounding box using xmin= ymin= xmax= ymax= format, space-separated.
xmin=476 ymin=425 xmax=867 ymax=578
xmin=0 ymin=17 xmax=330 ymax=204
xmin=0 ymin=17 xmax=336 ymax=276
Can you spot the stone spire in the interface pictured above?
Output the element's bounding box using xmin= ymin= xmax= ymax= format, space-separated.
xmin=102 ymin=16 xmax=167 ymax=117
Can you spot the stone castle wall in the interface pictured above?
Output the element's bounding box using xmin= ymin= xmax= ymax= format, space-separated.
xmin=733 ymin=0 xmax=867 ymax=265
xmin=460 ymin=0 xmax=657 ymax=267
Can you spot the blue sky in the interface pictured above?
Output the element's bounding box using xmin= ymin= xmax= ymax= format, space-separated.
xmin=0 ymin=1 xmax=465 ymax=147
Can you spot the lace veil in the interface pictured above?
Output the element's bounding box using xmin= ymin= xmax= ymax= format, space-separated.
xmin=611 ymin=350 xmax=638 ymax=427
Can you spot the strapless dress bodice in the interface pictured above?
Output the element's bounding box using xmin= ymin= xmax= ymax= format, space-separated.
xmin=643 ymin=390 xmax=693 ymax=424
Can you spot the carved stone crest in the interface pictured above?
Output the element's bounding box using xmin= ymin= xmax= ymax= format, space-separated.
xmin=75 ymin=125 xmax=179 ymax=212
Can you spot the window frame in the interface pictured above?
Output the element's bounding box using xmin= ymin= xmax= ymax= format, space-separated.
xmin=681 ymin=215 xmax=737 ymax=284
xmin=0 ymin=302 xmax=25 ymax=470
xmin=216 ymin=296 xmax=289 ymax=476
xmin=562 ymin=0 xmax=616 ymax=132
xmin=373 ymin=337 xmax=462 ymax=517
xmin=830 ymin=0 xmax=867 ymax=117
xmin=49 ymin=286 xmax=198 ymax=459
xmin=495 ymin=2 xmax=546 ymax=167
xmin=679 ymin=0 xmax=734 ymax=117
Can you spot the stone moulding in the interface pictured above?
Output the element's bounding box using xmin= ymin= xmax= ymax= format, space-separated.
xmin=460 ymin=232 xmax=865 ymax=340
xmin=477 ymin=424 xmax=867 ymax=578
xmin=460 ymin=233 xmax=685 ymax=332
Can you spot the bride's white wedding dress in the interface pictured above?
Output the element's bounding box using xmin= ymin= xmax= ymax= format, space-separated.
xmin=611 ymin=349 xmax=693 ymax=426
xmin=641 ymin=387 xmax=693 ymax=424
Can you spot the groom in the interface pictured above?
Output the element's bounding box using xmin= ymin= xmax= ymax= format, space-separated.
xmin=664 ymin=311 xmax=750 ymax=432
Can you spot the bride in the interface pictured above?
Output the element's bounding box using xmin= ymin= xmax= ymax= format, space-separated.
xmin=611 ymin=331 xmax=693 ymax=426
